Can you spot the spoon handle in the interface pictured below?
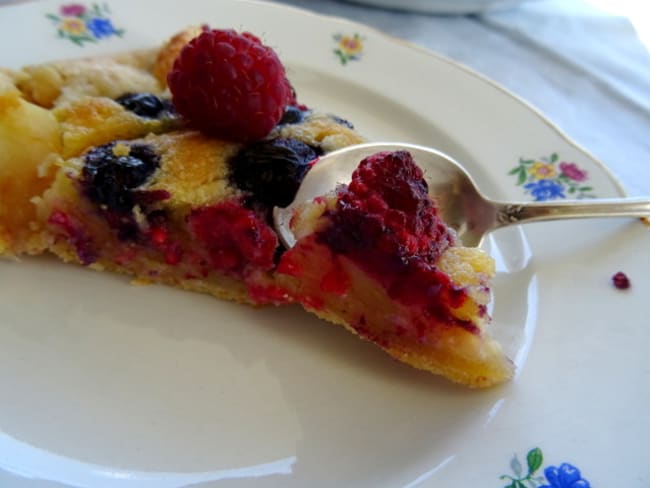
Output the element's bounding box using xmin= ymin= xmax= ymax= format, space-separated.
xmin=493 ymin=197 xmax=650 ymax=228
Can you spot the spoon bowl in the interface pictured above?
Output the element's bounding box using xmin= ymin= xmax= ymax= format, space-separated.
xmin=274 ymin=142 xmax=650 ymax=248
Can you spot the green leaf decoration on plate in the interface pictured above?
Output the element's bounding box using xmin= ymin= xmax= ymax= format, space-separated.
xmin=499 ymin=447 xmax=591 ymax=488
xmin=526 ymin=447 xmax=544 ymax=474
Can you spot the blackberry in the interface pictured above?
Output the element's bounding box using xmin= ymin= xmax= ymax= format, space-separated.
xmin=82 ymin=142 xmax=161 ymax=212
xmin=230 ymin=138 xmax=318 ymax=208
xmin=115 ymin=92 xmax=174 ymax=119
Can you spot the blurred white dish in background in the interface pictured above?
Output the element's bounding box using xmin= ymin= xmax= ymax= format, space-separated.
xmin=341 ymin=0 xmax=533 ymax=14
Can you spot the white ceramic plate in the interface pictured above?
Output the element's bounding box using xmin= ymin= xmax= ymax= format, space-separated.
xmin=1 ymin=1 xmax=648 ymax=487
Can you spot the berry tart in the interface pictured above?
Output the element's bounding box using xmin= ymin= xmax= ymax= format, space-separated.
xmin=0 ymin=27 xmax=513 ymax=387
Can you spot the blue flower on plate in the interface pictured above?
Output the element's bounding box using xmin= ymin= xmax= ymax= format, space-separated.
xmin=523 ymin=179 xmax=565 ymax=201
xmin=86 ymin=16 xmax=117 ymax=38
xmin=541 ymin=463 xmax=591 ymax=488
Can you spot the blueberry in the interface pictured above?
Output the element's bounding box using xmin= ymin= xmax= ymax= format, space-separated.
xmin=114 ymin=92 xmax=174 ymax=119
xmin=230 ymin=138 xmax=318 ymax=208
xmin=82 ymin=142 xmax=160 ymax=212
xmin=279 ymin=105 xmax=308 ymax=125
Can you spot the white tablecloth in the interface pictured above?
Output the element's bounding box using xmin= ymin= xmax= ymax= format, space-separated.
xmin=272 ymin=0 xmax=650 ymax=197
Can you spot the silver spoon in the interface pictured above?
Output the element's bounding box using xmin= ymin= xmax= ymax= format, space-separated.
xmin=274 ymin=142 xmax=650 ymax=248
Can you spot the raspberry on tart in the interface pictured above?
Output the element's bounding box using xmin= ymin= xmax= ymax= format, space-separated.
xmin=167 ymin=28 xmax=293 ymax=142
xmin=276 ymin=151 xmax=513 ymax=387
xmin=153 ymin=25 xmax=204 ymax=87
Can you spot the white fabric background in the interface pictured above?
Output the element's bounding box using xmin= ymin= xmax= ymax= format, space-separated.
xmin=273 ymin=0 xmax=650 ymax=197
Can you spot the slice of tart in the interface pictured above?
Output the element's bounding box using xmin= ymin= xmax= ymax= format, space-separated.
xmin=34 ymin=135 xmax=512 ymax=386
xmin=34 ymin=113 xmax=363 ymax=305
xmin=276 ymin=150 xmax=513 ymax=387
xmin=0 ymin=26 xmax=512 ymax=387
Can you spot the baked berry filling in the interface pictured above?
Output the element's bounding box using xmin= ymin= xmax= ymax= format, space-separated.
xmin=114 ymin=93 xmax=175 ymax=119
xmin=82 ymin=141 xmax=160 ymax=213
xmin=78 ymin=141 xmax=171 ymax=243
xmin=140 ymin=209 xmax=183 ymax=266
xmin=48 ymin=211 xmax=97 ymax=266
xmin=188 ymin=200 xmax=278 ymax=275
xmin=72 ymin=131 xmax=290 ymax=280
xmin=229 ymin=137 xmax=318 ymax=209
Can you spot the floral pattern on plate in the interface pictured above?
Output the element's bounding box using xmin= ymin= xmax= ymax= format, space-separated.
xmin=509 ymin=153 xmax=596 ymax=201
xmin=500 ymin=447 xmax=591 ymax=488
xmin=333 ymin=33 xmax=364 ymax=65
xmin=46 ymin=3 xmax=124 ymax=46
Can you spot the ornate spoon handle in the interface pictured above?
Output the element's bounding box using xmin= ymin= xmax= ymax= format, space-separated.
xmin=494 ymin=198 xmax=650 ymax=228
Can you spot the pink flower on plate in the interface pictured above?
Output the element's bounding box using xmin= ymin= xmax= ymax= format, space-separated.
xmin=559 ymin=161 xmax=588 ymax=182
xmin=60 ymin=3 xmax=86 ymax=17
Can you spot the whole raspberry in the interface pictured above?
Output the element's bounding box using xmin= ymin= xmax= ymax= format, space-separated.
xmin=168 ymin=29 xmax=292 ymax=142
